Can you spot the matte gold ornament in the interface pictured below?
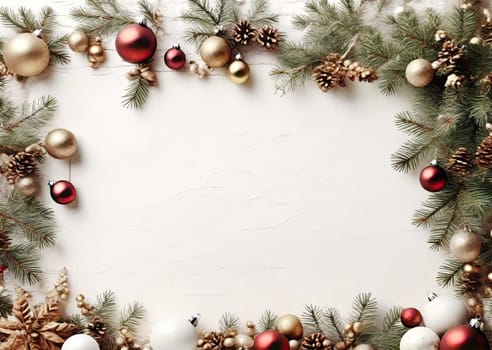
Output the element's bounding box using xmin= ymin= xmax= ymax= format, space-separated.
xmin=87 ymin=37 xmax=105 ymax=67
xmin=3 ymin=32 xmax=50 ymax=77
xmin=68 ymin=31 xmax=90 ymax=52
xmin=405 ymin=58 xmax=434 ymax=87
xmin=449 ymin=229 xmax=482 ymax=262
xmin=199 ymin=36 xmax=231 ymax=68
xmin=227 ymin=54 xmax=250 ymax=84
xmin=235 ymin=334 xmax=254 ymax=348
xmin=289 ymin=339 xmax=300 ymax=350
xmin=44 ymin=128 xmax=78 ymax=159
xmin=14 ymin=176 xmax=39 ymax=197
xmin=275 ymin=314 xmax=303 ymax=340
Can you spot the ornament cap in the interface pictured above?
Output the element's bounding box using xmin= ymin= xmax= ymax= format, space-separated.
xmin=214 ymin=25 xmax=225 ymax=35
xmin=234 ymin=53 xmax=243 ymax=61
xmin=430 ymin=159 xmax=438 ymax=167
xmin=469 ymin=317 xmax=485 ymax=330
xmin=427 ymin=291 xmax=438 ymax=302
xmin=48 ymin=180 xmax=55 ymax=187
xmin=486 ymin=122 xmax=492 ymax=134
xmin=33 ymin=29 xmax=43 ymax=38
xmin=138 ymin=18 xmax=148 ymax=27
xmin=189 ymin=313 xmax=201 ymax=327
xmin=173 ymin=43 xmax=181 ymax=49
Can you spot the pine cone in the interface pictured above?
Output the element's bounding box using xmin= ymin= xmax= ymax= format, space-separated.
xmin=475 ymin=125 xmax=492 ymax=168
xmin=6 ymin=151 xmax=36 ymax=184
xmin=448 ymin=147 xmax=473 ymax=176
xmin=0 ymin=231 xmax=10 ymax=250
xmin=462 ymin=267 xmax=482 ymax=293
xmin=256 ymin=25 xmax=279 ymax=50
xmin=231 ymin=19 xmax=257 ymax=46
xmin=301 ymin=333 xmax=332 ymax=350
xmin=197 ymin=331 xmax=224 ymax=350
xmin=480 ymin=21 xmax=492 ymax=42
xmin=445 ymin=73 xmax=465 ymax=88
xmin=313 ymin=54 xmax=347 ymax=92
xmin=343 ymin=60 xmax=378 ymax=83
xmin=436 ymin=40 xmax=464 ymax=73
xmin=85 ymin=316 xmax=107 ymax=341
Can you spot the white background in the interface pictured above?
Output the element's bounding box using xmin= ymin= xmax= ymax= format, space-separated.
xmin=2 ymin=0 xmax=453 ymax=334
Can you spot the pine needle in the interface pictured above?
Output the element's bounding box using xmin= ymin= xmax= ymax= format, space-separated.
xmin=257 ymin=310 xmax=277 ymax=331
xmin=346 ymin=293 xmax=377 ymax=329
xmin=122 ymin=77 xmax=150 ymax=109
xmin=321 ymin=307 xmax=344 ymax=342
xmin=0 ymin=289 xmax=12 ymax=317
xmin=94 ymin=290 xmax=117 ymax=322
xmin=0 ymin=243 xmax=43 ymax=285
xmin=120 ymin=301 xmax=145 ymax=333
xmin=302 ymin=305 xmax=326 ymax=334
xmin=436 ymin=259 xmax=464 ymax=289
xmin=219 ymin=312 xmax=239 ymax=332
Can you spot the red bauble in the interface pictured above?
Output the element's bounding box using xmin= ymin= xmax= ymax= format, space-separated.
xmin=115 ymin=23 xmax=157 ymax=63
xmin=400 ymin=307 xmax=422 ymax=328
xmin=254 ymin=331 xmax=289 ymax=350
xmin=419 ymin=161 xmax=447 ymax=192
xmin=440 ymin=324 xmax=490 ymax=350
xmin=164 ymin=45 xmax=186 ymax=70
xmin=49 ymin=180 xmax=77 ymax=205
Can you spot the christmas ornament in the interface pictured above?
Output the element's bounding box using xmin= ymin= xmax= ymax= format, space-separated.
xmin=256 ymin=25 xmax=280 ymax=49
xmin=448 ymin=147 xmax=473 ymax=176
xmin=115 ymin=22 xmax=157 ymax=64
xmin=199 ymin=36 xmax=232 ymax=68
xmin=14 ymin=176 xmax=39 ymax=197
xmin=62 ymin=334 xmax=100 ymax=350
xmin=254 ymin=331 xmax=289 ymax=350
xmin=289 ymin=340 xmax=300 ymax=350
xmin=469 ymin=37 xmax=483 ymax=45
xmin=227 ymin=54 xmax=250 ymax=84
xmin=164 ymin=45 xmax=186 ymax=70
xmin=87 ymin=37 xmax=105 ymax=67
xmin=300 ymin=333 xmax=331 ymax=350
xmin=44 ymin=128 xmax=78 ymax=159
xmin=150 ymin=314 xmax=200 ymax=350
xmin=68 ymin=31 xmax=90 ymax=52
xmin=49 ymin=180 xmax=77 ymax=205
xmin=400 ymin=307 xmax=423 ymax=328
xmin=461 ymin=263 xmax=482 ymax=293
xmin=0 ymin=288 xmax=78 ymax=349
xmin=231 ymin=19 xmax=257 ymax=45
xmin=422 ymin=293 xmax=467 ymax=335
xmin=449 ymin=229 xmax=482 ymax=263
xmin=236 ymin=334 xmax=254 ymax=348
xmin=440 ymin=318 xmax=490 ymax=350
xmin=352 ymin=345 xmax=374 ymax=350
xmin=405 ymin=58 xmax=434 ymax=87
xmin=275 ymin=314 xmax=303 ymax=340
xmin=3 ymin=31 xmax=50 ymax=77
xmin=475 ymin=123 xmax=492 ymax=168
xmin=6 ymin=151 xmax=36 ymax=184
xmin=419 ymin=160 xmax=447 ymax=192
xmin=399 ymin=327 xmax=440 ymax=350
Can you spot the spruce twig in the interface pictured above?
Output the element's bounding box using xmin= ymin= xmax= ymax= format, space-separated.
xmin=93 ymin=290 xmax=117 ymax=322
xmin=302 ymin=305 xmax=326 ymax=334
xmin=122 ymin=77 xmax=150 ymax=109
xmin=219 ymin=312 xmax=239 ymax=332
xmin=120 ymin=301 xmax=145 ymax=333
xmin=0 ymin=289 xmax=12 ymax=318
xmin=322 ymin=307 xmax=344 ymax=342
xmin=257 ymin=310 xmax=277 ymax=331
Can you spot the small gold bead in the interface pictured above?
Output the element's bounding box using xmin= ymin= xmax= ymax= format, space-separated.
xmin=344 ymin=324 xmax=353 ymax=332
xmin=116 ymin=336 xmax=126 ymax=346
xmin=224 ymin=338 xmax=235 ymax=348
xmin=247 ymin=321 xmax=255 ymax=328
xmin=352 ymin=322 xmax=363 ymax=334
xmin=76 ymin=294 xmax=84 ymax=302
xmin=335 ymin=341 xmax=346 ymax=350
xmin=345 ymin=331 xmax=355 ymax=339
xmin=322 ymin=340 xmax=332 ymax=347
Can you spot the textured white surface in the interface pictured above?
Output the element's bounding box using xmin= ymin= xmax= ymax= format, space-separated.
xmin=2 ymin=0 xmax=451 ymax=332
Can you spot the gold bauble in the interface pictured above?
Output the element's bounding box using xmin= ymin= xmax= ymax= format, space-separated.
xmin=199 ymin=36 xmax=231 ymax=68
xmin=3 ymin=33 xmax=50 ymax=77
xmin=289 ymin=340 xmax=300 ymax=350
xmin=14 ymin=176 xmax=39 ymax=197
xmin=44 ymin=128 xmax=78 ymax=159
xmin=470 ymin=36 xmax=484 ymax=45
xmin=449 ymin=229 xmax=482 ymax=262
xmin=87 ymin=39 xmax=105 ymax=66
xmin=275 ymin=314 xmax=303 ymax=340
xmin=68 ymin=31 xmax=90 ymax=52
xmin=227 ymin=58 xmax=250 ymax=84
xmin=235 ymin=334 xmax=254 ymax=348
xmin=405 ymin=58 xmax=434 ymax=87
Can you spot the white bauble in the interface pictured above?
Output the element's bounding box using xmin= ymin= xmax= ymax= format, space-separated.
xmin=422 ymin=295 xmax=467 ymax=335
xmin=400 ymin=327 xmax=440 ymax=350
xmin=150 ymin=317 xmax=198 ymax=350
xmin=62 ymin=334 xmax=100 ymax=350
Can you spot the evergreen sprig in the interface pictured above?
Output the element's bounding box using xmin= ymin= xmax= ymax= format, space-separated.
xmin=122 ymin=77 xmax=150 ymax=109
xmin=366 ymin=306 xmax=405 ymax=350
xmin=0 ymin=289 xmax=12 ymax=318
xmin=119 ymin=301 xmax=145 ymax=333
xmin=0 ymin=6 xmax=69 ymax=65
xmin=219 ymin=312 xmax=239 ymax=332
xmin=257 ymin=309 xmax=277 ymax=331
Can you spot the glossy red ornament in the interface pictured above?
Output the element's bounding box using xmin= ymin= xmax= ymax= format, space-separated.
xmin=254 ymin=331 xmax=289 ymax=350
xmin=49 ymin=180 xmax=77 ymax=205
xmin=164 ymin=45 xmax=186 ymax=70
xmin=400 ymin=307 xmax=423 ymax=328
xmin=440 ymin=324 xmax=490 ymax=350
xmin=115 ymin=23 xmax=157 ymax=63
xmin=419 ymin=160 xmax=447 ymax=192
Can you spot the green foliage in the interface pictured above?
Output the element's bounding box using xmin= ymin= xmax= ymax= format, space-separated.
xmin=257 ymin=310 xmax=276 ymax=331
xmin=122 ymin=77 xmax=150 ymax=109
xmin=219 ymin=312 xmax=239 ymax=332
xmin=0 ymin=6 xmax=69 ymax=65
xmin=436 ymin=259 xmax=464 ymax=290
xmin=120 ymin=301 xmax=145 ymax=333
xmin=366 ymin=306 xmax=406 ymax=350
xmin=346 ymin=292 xmax=377 ymax=329
xmin=0 ymin=289 xmax=12 ymax=318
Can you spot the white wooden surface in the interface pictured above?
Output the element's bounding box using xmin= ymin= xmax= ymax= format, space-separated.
xmin=2 ymin=0 xmax=452 ymax=333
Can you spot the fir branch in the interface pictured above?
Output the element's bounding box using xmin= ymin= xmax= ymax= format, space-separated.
xmin=445 ymin=8 xmax=478 ymax=43
xmin=390 ymin=138 xmax=434 ymax=172
xmin=0 ymin=289 xmax=12 ymax=318
xmin=138 ymin=0 xmax=162 ymax=32
xmin=219 ymin=312 xmax=239 ymax=332
xmin=4 ymin=95 xmax=56 ymax=132
xmin=413 ymin=185 xmax=460 ymax=227
xmin=120 ymin=301 xmax=145 ymax=333
xmin=394 ymin=111 xmax=434 ymax=138
xmin=346 ymin=293 xmax=377 ymax=329
xmin=94 ymin=290 xmax=117 ymax=322
xmin=122 ymin=77 xmax=150 ymax=109
xmin=46 ymin=35 xmax=70 ymax=66
xmin=0 ymin=243 xmax=42 ymax=285
xmin=436 ymin=259 xmax=464 ymax=289
xmin=427 ymin=204 xmax=459 ymax=251
xmin=70 ymin=0 xmax=133 ymax=36
xmin=302 ymin=305 xmax=326 ymax=335
xmin=321 ymin=307 xmax=344 ymax=342
xmin=247 ymin=0 xmax=278 ymax=28
xmin=69 ymin=314 xmax=85 ymax=328
xmin=257 ymin=310 xmax=277 ymax=331
xmin=0 ymin=6 xmax=59 ymax=36
xmin=367 ymin=306 xmax=405 ymax=350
